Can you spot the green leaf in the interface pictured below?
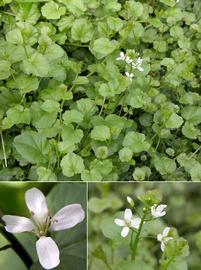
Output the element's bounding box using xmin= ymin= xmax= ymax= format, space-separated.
xmin=7 ymin=74 xmax=39 ymax=94
xmin=153 ymin=156 xmax=176 ymax=175
xmin=0 ymin=60 xmax=11 ymax=80
xmin=90 ymin=125 xmax=111 ymax=141
xmin=6 ymin=29 xmax=23 ymax=44
xmin=71 ymin=18 xmax=93 ymax=43
xmin=119 ymin=147 xmax=133 ymax=162
xmin=133 ymin=166 xmax=151 ymax=181
xmin=90 ymin=38 xmax=118 ymax=59
xmin=88 ymin=197 xmax=111 ymax=213
xmin=41 ymin=2 xmax=66 ymax=20
xmin=124 ymin=1 xmax=144 ymax=18
xmin=81 ymin=169 xmax=103 ymax=181
xmin=165 ymin=113 xmax=184 ymax=129
xmin=22 ymin=52 xmax=49 ymax=77
xmin=58 ymin=125 xmax=83 ymax=153
xmin=63 ymin=110 xmax=83 ymax=124
xmin=36 ymin=166 xmax=57 ymax=181
xmin=123 ymin=132 xmax=150 ymax=153
xmin=30 ymin=101 xmax=59 ymax=129
xmin=44 ymin=43 xmax=65 ymax=60
xmin=182 ymin=121 xmax=201 ymax=139
xmin=11 ymin=2 xmax=40 ymax=24
xmin=181 ymin=106 xmax=201 ymax=125
xmin=160 ymin=0 xmax=178 ymax=7
xmin=59 ymin=0 xmax=86 ymax=16
xmin=61 ymin=153 xmax=85 ymax=177
xmin=2 ymin=105 xmax=31 ymax=129
xmin=14 ymin=131 xmax=50 ymax=164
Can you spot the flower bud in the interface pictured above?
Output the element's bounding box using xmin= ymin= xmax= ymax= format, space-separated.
xmin=127 ymin=196 xmax=134 ymax=207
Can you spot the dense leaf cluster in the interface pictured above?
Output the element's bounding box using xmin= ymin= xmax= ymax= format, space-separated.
xmin=0 ymin=0 xmax=201 ymax=181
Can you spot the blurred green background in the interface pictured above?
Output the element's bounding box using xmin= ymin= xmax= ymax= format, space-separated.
xmin=88 ymin=182 xmax=201 ymax=270
xmin=0 ymin=182 xmax=87 ymax=270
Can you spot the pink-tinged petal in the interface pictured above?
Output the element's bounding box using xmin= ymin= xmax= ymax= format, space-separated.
xmin=25 ymin=188 xmax=49 ymax=224
xmin=124 ymin=208 xmax=132 ymax=222
xmin=163 ymin=227 xmax=170 ymax=237
xmin=121 ymin=226 xmax=129 ymax=237
xmin=2 ymin=215 xmax=35 ymax=233
xmin=36 ymin=237 xmax=60 ymax=270
xmin=50 ymin=204 xmax=85 ymax=231
xmin=131 ymin=217 xmax=141 ymax=229
xmin=114 ymin=218 xmax=125 ymax=227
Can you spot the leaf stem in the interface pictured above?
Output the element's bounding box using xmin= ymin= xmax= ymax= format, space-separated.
xmin=99 ymin=96 xmax=106 ymax=116
xmin=131 ymin=209 xmax=148 ymax=260
xmin=188 ymin=145 xmax=201 ymax=160
xmin=0 ymin=131 xmax=7 ymax=168
xmin=0 ymin=226 xmax=33 ymax=268
xmin=65 ymin=42 xmax=89 ymax=48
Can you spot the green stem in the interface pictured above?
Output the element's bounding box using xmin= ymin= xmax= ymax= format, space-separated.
xmin=65 ymin=42 xmax=88 ymax=48
xmin=131 ymin=209 xmax=148 ymax=260
xmin=99 ymin=96 xmax=106 ymax=116
xmin=0 ymin=226 xmax=33 ymax=268
xmin=188 ymin=145 xmax=201 ymax=160
xmin=130 ymin=229 xmax=134 ymax=250
xmin=0 ymin=131 xmax=7 ymax=168
xmin=104 ymin=260 xmax=113 ymax=270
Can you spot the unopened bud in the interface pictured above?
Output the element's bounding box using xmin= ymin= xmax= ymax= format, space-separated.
xmin=127 ymin=196 xmax=134 ymax=207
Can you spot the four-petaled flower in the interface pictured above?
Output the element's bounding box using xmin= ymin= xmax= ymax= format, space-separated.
xmin=114 ymin=208 xmax=141 ymax=237
xmin=151 ymin=204 xmax=167 ymax=218
xmin=132 ymin=57 xmax=144 ymax=72
xmin=157 ymin=227 xmax=173 ymax=252
xmin=2 ymin=188 xmax=85 ymax=269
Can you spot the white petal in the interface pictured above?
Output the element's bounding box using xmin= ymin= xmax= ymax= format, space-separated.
xmin=157 ymin=233 xmax=163 ymax=242
xmin=114 ymin=218 xmax=125 ymax=227
xmin=121 ymin=226 xmax=129 ymax=237
xmin=25 ymin=188 xmax=49 ymax=224
xmin=50 ymin=204 xmax=85 ymax=231
xmin=131 ymin=217 xmax=141 ymax=229
xmin=138 ymin=67 xmax=144 ymax=72
xmin=36 ymin=237 xmax=60 ymax=270
xmin=157 ymin=204 xmax=167 ymax=212
xmin=124 ymin=208 xmax=132 ymax=222
xmin=2 ymin=215 xmax=35 ymax=233
xmin=163 ymin=227 xmax=170 ymax=237
xmin=161 ymin=241 xmax=165 ymax=252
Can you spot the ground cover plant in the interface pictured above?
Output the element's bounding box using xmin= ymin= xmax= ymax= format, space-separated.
xmin=88 ymin=182 xmax=201 ymax=270
xmin=0 ymin=0 xmax=201 ymax=181
xmin=0 ymin=182 xmax=87 ymax=270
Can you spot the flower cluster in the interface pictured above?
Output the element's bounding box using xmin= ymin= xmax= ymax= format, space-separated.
xmin=116 ymin=49 xmax=144 ymax=81
xmin=114 ymin=197 xmax=173 ymax=252
xmin=2 ymin=188 xmax=85 ymax=269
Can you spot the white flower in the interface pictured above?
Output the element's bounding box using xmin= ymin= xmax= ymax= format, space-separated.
xmin=125 ymin=56 xmax=133 ymax=64
xmin=116 ymin=51 xmax=126 ymax=61
xmin=157 ymin=227 xmax=173 ymax=252
xmin=2 ymin=188 xmax=85 ymax=269
xmin=151 ymin=204 xmax=167 ymax=218
xmin=114 ymin=208 xmax=141 ymax=237
xmin=125 ymin=72 xmax=134 ymax=81
xmin=132 ymin=57 xmax=144 ymax=72
xmin=127 ymin=196 xmax=134 ymax=207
